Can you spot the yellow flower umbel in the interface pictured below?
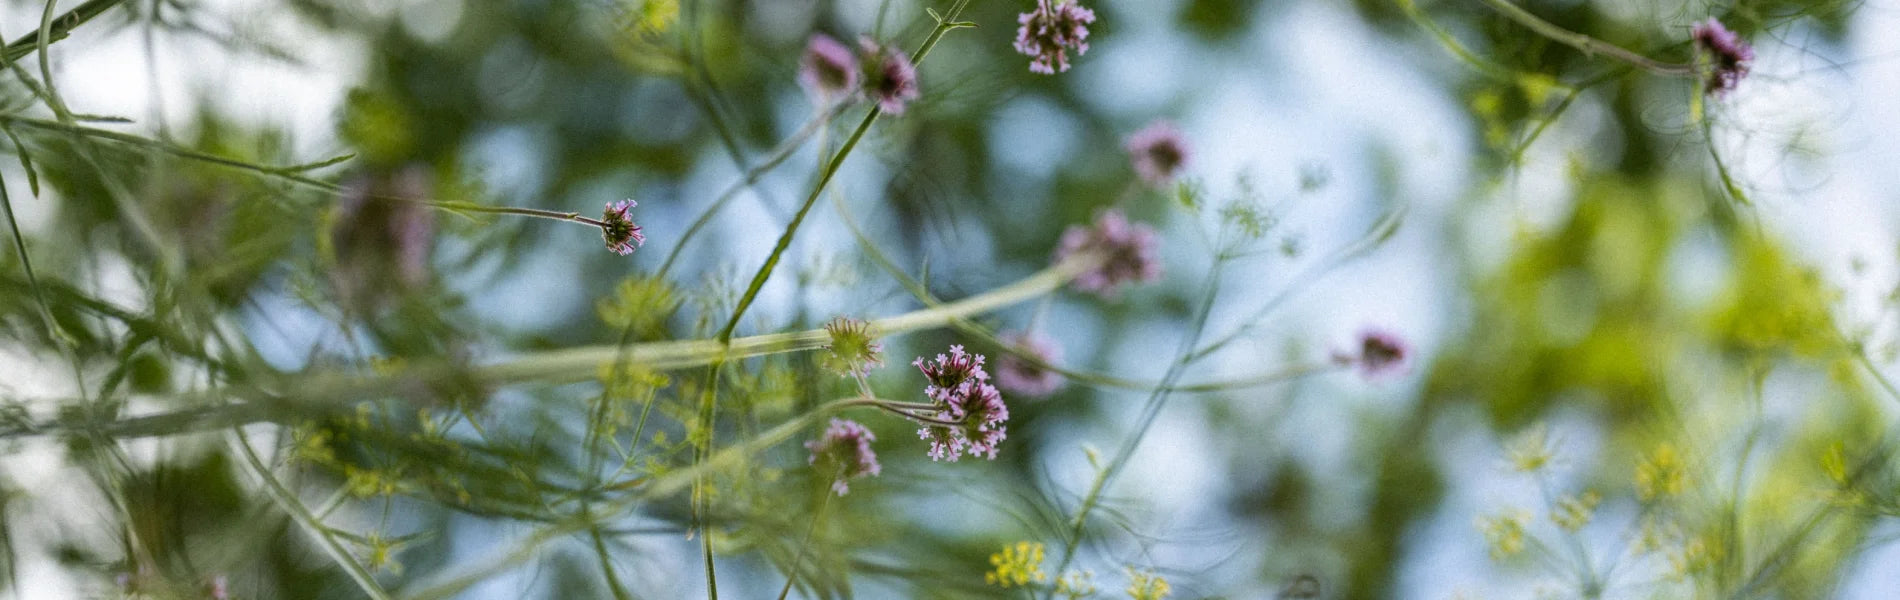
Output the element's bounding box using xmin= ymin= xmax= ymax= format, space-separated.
xmin=1550 ymin=491 xmax=1601 ymax=532
xmin=1635 ymin=443 xmax=1687 ymax=501
xmin=1125 ymin=567 xmax=1171 ymax=600
xmin=630 ymin=0 xmax=678 ymax=33
xmin=1477 ymin=510 xmax=1530 ymax=559
xmin=1055 ymin=570 xmax=1098 ymax=599
xmin=1505 ymin=424 xmax=1554 ymax=473
xmin=986 ymin=541 xmax=1048 ymax=588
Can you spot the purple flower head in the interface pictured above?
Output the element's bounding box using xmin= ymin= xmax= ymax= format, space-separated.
xmin=1125 ymin=120 xmax=1191 ymax=187
xmin=1333 ymin=328 xmax=1410 ymax=380
xmin=1014 ymin=0 xmax=1097 ymax=74
xmin=1691 ymin=18 xmax=1752 ymax=97
xmin=799 ymin=34 xmax=859 ymax=103
xmin=912 ymin=346 xmax=1010 ymax=461
xmin=821 ymin=316 xmax=884 ymax=378
xmin=1054 ymin=208 xmax=1162 ymax=297
xmin=996 ymin=330 xmax=1065 ymax=397
xmin=859 ymin=37 xmax=920 ymax=115
xmin=805 ymin=418 xmax=881 ymax=495
xmin=917 ymin=381 xmax=1010 ymax=461
xmin=601 ymin=199 xmax=646 ymax=256
xmin=914 ymin=344 xmax=988 ymax=392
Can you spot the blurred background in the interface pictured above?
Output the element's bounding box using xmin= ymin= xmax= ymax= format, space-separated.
xmin=3 ymin=0 xmax=1900 ymax=597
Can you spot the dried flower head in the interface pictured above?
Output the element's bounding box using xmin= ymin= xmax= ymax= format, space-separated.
xmin=1334 ymin=328 xmax=1409 ymax=379
xmin=1014 ymin=0 xmax=1097 ymax=74
xmin=913 ymin=345 xmax=1011 ymax=461
xmin=799 ymin=33 xmax=859 ymax=103
xmin=1125 ymin=121 xmax=1191 ymax=187
xmin=1691 ymin=18 xmax=1752 ymax=97
xmin=1054 ymin=208 xmax=1163 ymax=297
xmin=600 ymin=199 xmax=646 ymax=256
xmin=995 ymin=329 xmax=1065 ymax=397
xmin=860 ymin=37 xmax=920 ymax=115
xmin=804 ymin=418 xmax=881 ymax=495
xmin=985 ymin=541 xmax=1049 ymax=588
xmin=820 ymin=316 xmax=884 ymax=378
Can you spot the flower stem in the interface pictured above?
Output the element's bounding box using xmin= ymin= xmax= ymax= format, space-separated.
xmin=0 ymin=114 xmax=613 ymax=230
xmin=1477 ymin=0 xmax=1693 ymax=76
xmin=230 ymin=428 xmax=394 ymax=600
xmin=689 ymin=5 xmax=970 ymax=593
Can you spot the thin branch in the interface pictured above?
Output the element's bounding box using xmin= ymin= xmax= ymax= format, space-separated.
xmin=230 ymin=428 xmax=395 ymax=600
xmin=1478 ymin=0 xmax=1695 ymax=76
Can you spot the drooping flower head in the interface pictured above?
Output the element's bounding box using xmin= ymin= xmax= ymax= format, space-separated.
xmin=820 ymin=316 xmax=884 ymax=378
xmin=1691 ymin=18 xmax=1752 ymax=97
xmin=601 ymin=199 xmax=645 ymax=256
xmin=799 ymin=33 xmax=859 ymax=103
xmin=995 ymin=330 xmax=1065 ymax=397
xmin=1333 ymin=328 xmax=1409 ymax=379
xmin=860 ymin=36 xmax=920 ymax=115
xmin=1054 ymin=208 xmax=1162 ymax=297
xmin=805 ymin=418 xmax=881 ymax=495
xmin=913 ymin=345 xmax=1010 ymax=461
xmin=1014 ymin=0 xmax=1097 ymax=74
xmin=1125 ymin=120 xmax=1191 ymax=187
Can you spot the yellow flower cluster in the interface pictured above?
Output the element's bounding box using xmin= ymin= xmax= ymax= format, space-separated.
xmin=1055 ymin=569 xmax=1097 ymax=599
xmin=1635 ymin=443 xmax=1686 ymax=501
xmin=1550 ymin=491 xmax=1601 ymax=531
xmin=986 ymin=541 xmax=1048 ymax=588
xmin=1478 ymin=510 xmax=1530 ymax=559
xmin=1126 ymin=568 xmax=1171 ymax=600
xmin=1506 ymin=424 xmax=1554 ymax=473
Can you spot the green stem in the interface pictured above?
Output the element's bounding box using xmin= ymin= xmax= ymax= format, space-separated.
xmin=1044 ymin=266 xmax=1225 ymax=599
xmin=405 ymin=396 xmax=870 ymax=600
xmin=689 ymin=6 xmax=969 ymax=593
xmin=1188 ymin=207 xmax=1405 ymax=362
xmin=17 ymin=252 xmax=1099 ymax=424
xmin=774 ymin=488 xmax=835 ymax=600
xmin=1477 ymin=0 xmax=1693 ymax=76
xmin=714 ymin=0 xmax=969 ymax=344
xmin=1 ymin=0 xmax=121 ymax=63
xmin=657 ymin=102 xmax=847 ymax=277
xmin=0 ymin=115 xmax=611 ymax=229
xmin=231 ymin=428 xmax=394 ymax=600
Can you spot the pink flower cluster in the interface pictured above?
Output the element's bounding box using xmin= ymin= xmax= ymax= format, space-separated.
xmin=1055 ymin=208 xmax=1162 ymax=297
xmin=1334 ymin=328 xmax=1410 ymax=380
xmin=913 ymin=345 xmax=1010 ymax=461
xmin=995 ymin=330 xmax=1065 ymax=397
xmin=1125 ymin=121 xmax=1191 ymax=187
xmin=1014 ymin=0 xmax=1097 ymax=74
xmin=797 ymin=34 xmax=921 ymax=114
xmin=600 ymin=199 xmax=645 ymax=256
xmin=1691 ymin=18 xmax=1752 ymax=97
xmin=805 ymin=418 xmax=881 ymax=495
